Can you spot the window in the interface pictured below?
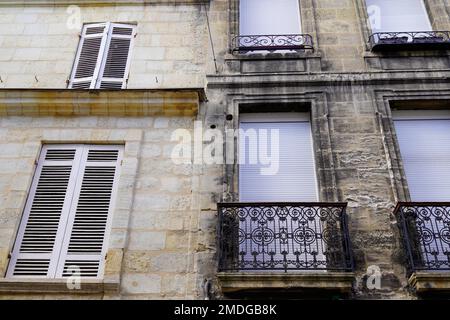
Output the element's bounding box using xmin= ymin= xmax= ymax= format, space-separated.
xmin=239 ymin=112 xmax=318 ymax=202
xmin=7 ymin=145 xmax=123 ymax=279
xmin=233 ymin=0 xmax=315 ymax=53
xmin=239 ymin=0 xmax=301 ymax=36
xmin=68 ymin=23 xmax=136 ymax=90
xmin=393 ymin=110 xmax=450 ymax=201
xmin=366 ymin=0 xmax=432 ymax=33
xmin=237 ymin=113 xmax=324 ymax=269
xmin=393 ymin=110 xmax=450 ymax=268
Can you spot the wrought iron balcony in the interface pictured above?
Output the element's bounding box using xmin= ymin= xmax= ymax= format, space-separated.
xmin=217 ymin=202 xmax=353 ymax=272
xmin=396 ymin=202 xmax=450 ymax=274
xmin=369 ymin=31 xmax=450 ymax=51
xmin=232 ymin=34 xmax=314 ymax=53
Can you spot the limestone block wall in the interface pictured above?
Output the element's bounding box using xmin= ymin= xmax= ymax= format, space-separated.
xmin=1 ymin=0 xmax=449 ymax=86
xmin=0 ymin=2 xmax=224 ymax=88
xmin=0 ymin=114 xmax=207 ymax=299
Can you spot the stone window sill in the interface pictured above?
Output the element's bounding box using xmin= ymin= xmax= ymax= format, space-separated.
xmin=218 ymin=272 xmax=355 ymax=294
xmin=408 ymin=272 xmax=450 ymax=294
xmin=0 ymin=278 xmax=120 ymax=294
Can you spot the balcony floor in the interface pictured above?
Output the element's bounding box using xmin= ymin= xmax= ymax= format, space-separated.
xmin=218 ymin=272 xmax=355 ymax=294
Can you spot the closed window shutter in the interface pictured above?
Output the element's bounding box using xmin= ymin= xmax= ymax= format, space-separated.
xmin=56 ymin=146 xmax=123 ymax=278
xmin=7 ymin=146 xmax=83 ymax=278
xmin=69 ymin=23 xmax=135 ymax=89
xmin=394 ymin=118 xmax=450 ymax=201
xmin=240 ymin=0 xmax=301 ymax=35
xmin=365 ymin=0 xmax=432 ymax=32
xmin=69 ymin=23 xmax=109 ymax=89
xmin=7 ymin=145 xmax=122 ymax=279
xmin=239 ymin=113 xmax=318 ymax=202
xmin=97 ymin=24 xmax=136 ymax=89
xmin=394 ymin=113 xmax=450 ymax=264
xmin=238 ymin=113 xmax=324 ymax=268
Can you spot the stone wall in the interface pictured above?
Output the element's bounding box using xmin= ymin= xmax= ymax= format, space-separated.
xmin=0 ymin=0 xmax=449 ymax=300
xmin=0 ymin=114 xmax=205 ymax=299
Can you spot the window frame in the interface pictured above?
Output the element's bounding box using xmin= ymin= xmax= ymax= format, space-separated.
xmin=228 ymin=0 xmax=319 ymax=55
xmin=222 ymin=94 xmax=339 ymax=204
xmin=354 ymin=0 xmax=440 ymax=52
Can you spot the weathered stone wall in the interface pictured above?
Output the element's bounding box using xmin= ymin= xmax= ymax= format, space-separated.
xmin=0 ymin=0 xmax=449 ymax=300
xmin=201 ymin=73 xmax=450 ymax=299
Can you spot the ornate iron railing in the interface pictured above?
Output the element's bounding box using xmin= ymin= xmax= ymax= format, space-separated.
xmin=396 ymin=202 xmax=450 ymax=274
xmin=217 ymin=202 xmax=353 ymax=272
xmin=369 ymin=31 xmax=450 ymax=51
xmin=232 ymin=34 xmax=314 ymax=53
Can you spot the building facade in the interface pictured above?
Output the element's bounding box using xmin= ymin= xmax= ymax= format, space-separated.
xmin=0 ymin=0 xmax=449 ymax=299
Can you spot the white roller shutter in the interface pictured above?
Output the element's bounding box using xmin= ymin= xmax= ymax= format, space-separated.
xmin=366 ymin=0 xmax=432 ymax=32
xmin=7 ymin=145 xmax=123 ymax=279
xmin=239 ymin=113 xmax=318 ymax=202
xmin=238 ymin=113 xmax=323 ymax=269
xmin=239 ymin=0 xmax=301 ymax=35
xmin=69 ymin=23 xmax=135 ymax=89
xmin=393 ymin=111 xmax=450 ymax=201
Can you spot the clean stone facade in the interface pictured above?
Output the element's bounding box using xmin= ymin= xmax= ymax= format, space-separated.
xmin=0 ymin=0 xmax=449 ymax=299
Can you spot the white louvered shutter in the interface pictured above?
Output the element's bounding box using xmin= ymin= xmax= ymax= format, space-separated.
xmin=69 ymin=23 xmax=109 ymax=89
xmin=7 ymin=145 xmax=122 ymax=279
xmin=7 ymin=146 xmax=83 ymax=278
xmin=56 ymin=146 xmax=123 ymax=278
xmin=97 ymin=24 xmax=136 ymax=89
xmin=69 ymin=23 xmax=135 ymax=89
xmin=239 ymin=113 xmax=318 ymax=202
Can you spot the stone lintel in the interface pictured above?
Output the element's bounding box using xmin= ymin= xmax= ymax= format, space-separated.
xmin=218 ymin=272 xmax=355 ymax=293
xmin=0 ymin=89 xmax=205 ymax=117
xmin=0 ymin=278 xmax=120 ymax=294
xmin=408 ymin=272 xmax=450 ymax=293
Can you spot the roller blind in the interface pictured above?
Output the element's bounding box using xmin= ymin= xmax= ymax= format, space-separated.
xmin=394 ymin=115 xmax=450 ymax=201
xmin=7 ymin=145 xmax=123 ymax=278
xmin=366 ymin=0 xmax=432 ymax=32
xmin=69 ymin=23 xmax=135 ymax=89
xmin=239 ymin=0 xmax=302 ymax=35
xmin=239 ymin=113 xmax=318 ymax=202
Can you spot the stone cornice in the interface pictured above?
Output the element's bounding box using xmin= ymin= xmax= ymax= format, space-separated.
xmin=0 ymin=0 xmax=209 ymax=6
xmin=0 ymin=88 xmax=206 ymax=116
xmin=207 ymin=70 xmax=450 ymax=88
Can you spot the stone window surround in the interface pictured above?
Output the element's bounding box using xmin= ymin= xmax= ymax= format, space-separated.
xmin=228 ymin=0 xmax=320 ymax=58
xmin=374 ymin=89 xmax=450 ymax=202
xmin=354 ymin=0 xmax=445 ymax=52
xmin=222 ymin=92 xmax=339 ymax=203
xmin=374 ymin=89 xmax=450 ymax=294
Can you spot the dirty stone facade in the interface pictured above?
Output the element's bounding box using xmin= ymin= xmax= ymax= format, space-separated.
xmin=0 ymin=0 xmax=449 ymax=300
